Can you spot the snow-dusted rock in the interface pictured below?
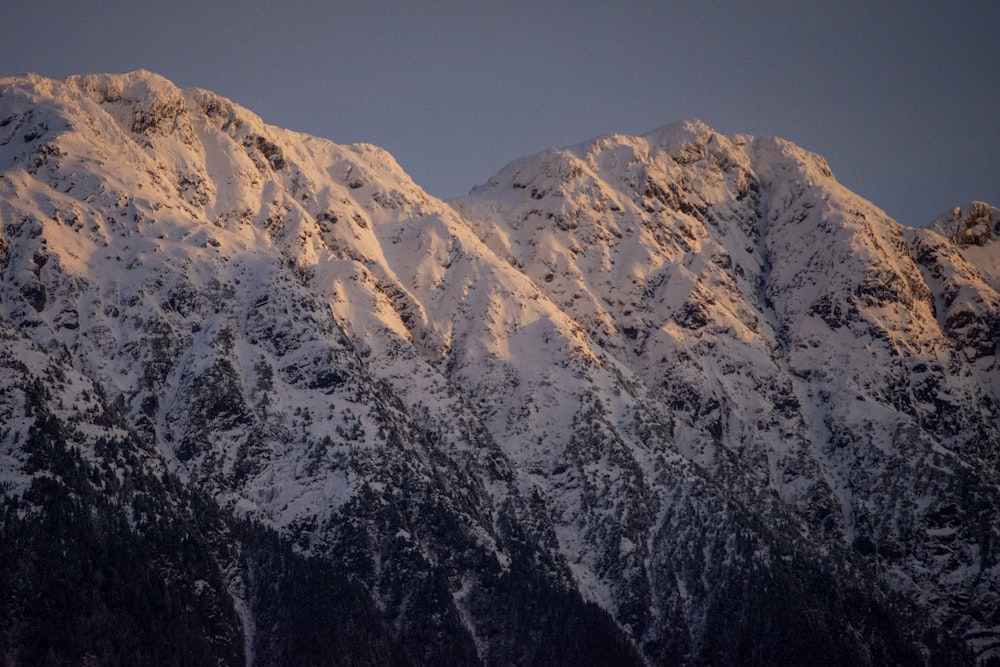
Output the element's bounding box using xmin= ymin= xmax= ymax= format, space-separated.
xmin=1 ymin=72 xmax=997 ymax=665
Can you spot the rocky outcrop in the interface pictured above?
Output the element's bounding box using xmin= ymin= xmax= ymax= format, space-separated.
xmin=0 ymin=72 xmax=997 ymax=665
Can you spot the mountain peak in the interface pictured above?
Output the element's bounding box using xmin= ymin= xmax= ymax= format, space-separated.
xmin=642 ymin=118 xmax=714 ymax=150
xmin=65 ymin=69 xmax=180 ymax=107
xmin=0 ymin=69 xmax=180 ymax=106
xmin=1 ymin=71 xmax=998 ymax=666
xmin=930 ymin=200 xmax=1000 ymax=245
xmin=926 ymin=200 xmax=1000 ymax=290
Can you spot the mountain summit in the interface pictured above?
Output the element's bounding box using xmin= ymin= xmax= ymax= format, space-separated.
xmin=1 ymin=71 xmax=998 ymax=666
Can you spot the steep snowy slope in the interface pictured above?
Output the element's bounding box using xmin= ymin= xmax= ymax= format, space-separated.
xmin=0 ymin=70 xmax=659 ymax=666
xmin=1 ymin=72 xmax=997 ymax=665
xmin=455 ymin=120 xmax=1000 ymax=663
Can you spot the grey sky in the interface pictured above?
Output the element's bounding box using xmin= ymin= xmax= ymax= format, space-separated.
xmin=3 ymin=1 xmax=997 ymax=225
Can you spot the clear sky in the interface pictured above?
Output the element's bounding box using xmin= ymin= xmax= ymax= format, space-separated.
xmin=2 ymin=1 xmax=997 ymax=226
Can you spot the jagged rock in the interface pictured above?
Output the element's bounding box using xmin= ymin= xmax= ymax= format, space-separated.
xmin=1 ymin=71 xmax=997 ymax=666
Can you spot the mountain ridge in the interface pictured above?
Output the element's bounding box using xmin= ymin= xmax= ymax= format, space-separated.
xmin=1 ymin=70 xmax=997 ymax=666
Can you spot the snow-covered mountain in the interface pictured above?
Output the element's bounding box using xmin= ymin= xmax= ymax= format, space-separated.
xmin=1 ymin=71 xmax=997 ymax=666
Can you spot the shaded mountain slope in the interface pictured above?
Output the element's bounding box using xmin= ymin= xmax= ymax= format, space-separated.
xmin=0 ymin=71 xmax=997 ymax=665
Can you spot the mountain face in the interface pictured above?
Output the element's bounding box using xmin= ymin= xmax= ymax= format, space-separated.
xmin=0 ymin=71 xmax=997 ymax=666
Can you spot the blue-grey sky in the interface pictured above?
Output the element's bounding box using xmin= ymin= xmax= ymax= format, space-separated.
xmin=3 ymin=1 xmax=997 ymax=225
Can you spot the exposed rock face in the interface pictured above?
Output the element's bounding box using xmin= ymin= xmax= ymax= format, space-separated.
xmin=0 ymin=71 xmax=997 ymax=665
